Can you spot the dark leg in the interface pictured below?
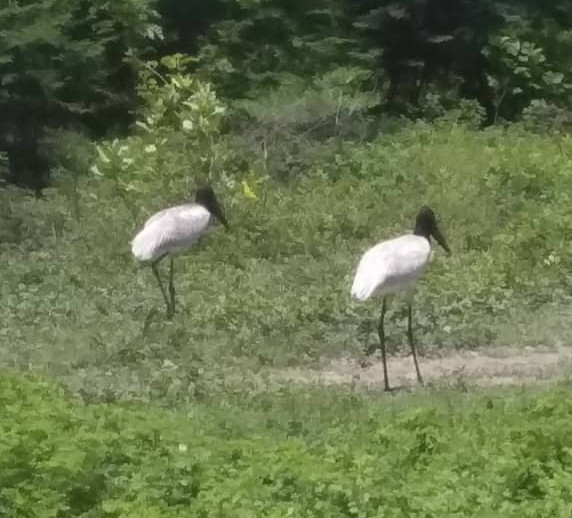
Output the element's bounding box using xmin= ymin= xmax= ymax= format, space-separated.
xmin=377 ymin=297 xmax=390 ymax=392
xmin=407 ymin=303 xmax=423 ymax=385
xmin=152 ymin=260 xmax=173 ymax=319
xmin=168 ymin=256 xmax=176 ymax=316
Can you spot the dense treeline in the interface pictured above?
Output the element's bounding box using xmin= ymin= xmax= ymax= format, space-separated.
xmin=1 ymin=0 xmax=572 ymax=190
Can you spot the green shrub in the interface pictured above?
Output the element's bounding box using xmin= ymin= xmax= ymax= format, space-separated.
xmin=3 ymin=374 xmax=572 ymax=517
xmin=92 ymin=54 xmax=228 ymax=219
xmin=521 ymin=100 xmax=572 ymax=133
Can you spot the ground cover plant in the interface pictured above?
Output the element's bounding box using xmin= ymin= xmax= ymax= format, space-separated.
xmin=1 ymin=120 xmax=572 ymax=401
xmin=3 ymin=374 xmax=572 ymax=517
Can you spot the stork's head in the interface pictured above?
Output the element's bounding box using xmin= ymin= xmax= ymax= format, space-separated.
xmin=414 ymin=206 xmax=450 ymax=254
xmin=196 ymin=185 xmax=229 ymax=229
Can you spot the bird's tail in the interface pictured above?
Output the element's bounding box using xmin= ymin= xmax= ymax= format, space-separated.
xmin=350 ymin=273 xmax=376 ymax=301
xmin=131 ymin=226 xmax=157 ymax=262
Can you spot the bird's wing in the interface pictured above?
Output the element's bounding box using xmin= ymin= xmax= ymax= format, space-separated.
xmin=131 ymin=204 xmax=211 ymax=262
xmin=143 ymin=206 xmax=174 ymax=228
xmin=351 ymin=234 xmax=431 ymax=300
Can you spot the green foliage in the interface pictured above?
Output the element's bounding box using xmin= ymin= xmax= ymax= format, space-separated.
xmin=3 ymin=374 xmax=572 ymax=516
xmin=195 ymin=0 xmax=363 ymax=99
xmin=484 ymin=33 xmax=570 ymax=122
xmin=92 ymin=54 xmax=227 ymax=216
xmin=171 ymin=0 xmax=572 ymax=130
xmin=0 ymin=186 xmax=68 ymax=248
xmin=0 ymin=0 xmax=157 ymax=115
xmin=7 ymin=0 xmax=572 ymax=191
xmin=1 ymin=124 xmax=572 ymax=401
xmin=0 ymin=0 xmax=158 ymax=189
xmin=42 ymin=128 xmax=96 ymax=222
xmin=3 ymin=4 xmax=572 ymax=513
xmin=418 ymin=95 xmax=487 ymax=129
xmin=231 ymin=66 xmax=380 ymax=179
xmin=134 ymin=54 xmax=226 ymax=135
xmin=521 ymin=100 xmax=572 ymax=133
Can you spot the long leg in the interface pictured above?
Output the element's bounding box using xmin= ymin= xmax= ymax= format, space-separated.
xmin=169 ymin=256 xmax=175 ymax=315
xmin=168 ymin=256 xmax=176 ymax=316
xmin=377 ymin=297 xmax=390 ymax=392
xmin=407 ymin=302 xmax=423 ymax=385
xmin=151 ymin=260 xmax=173 ymax=319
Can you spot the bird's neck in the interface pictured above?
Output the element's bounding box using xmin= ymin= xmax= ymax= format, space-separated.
xmin=413 ymin=224 xmax=431 ymax=242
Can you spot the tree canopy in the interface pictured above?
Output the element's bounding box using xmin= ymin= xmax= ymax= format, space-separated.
xmin=2 ymin=0 xmax=572 ymax=189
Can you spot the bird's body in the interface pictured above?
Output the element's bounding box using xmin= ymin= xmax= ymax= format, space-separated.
xmin=350 ymin=206 xmax=450 ymax=391
xmin=131 ymin=203 xmax=213 ymax=262
xmin=351 ymin=234 xmax=431 ymax=301
xmin=131 ymin=185 xmax=228 ymax=318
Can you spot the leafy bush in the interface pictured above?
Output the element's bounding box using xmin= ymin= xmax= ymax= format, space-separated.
xmin=3 ymin=374 xmax=572 ymax=517
xmin=92 ymin=54 xmax=228 ymax=218
xmin=484 ymin=30 xmax=572 ymax=122
xmin=521 ymin=100 xmax=572 ymax=133
xmin=418 ymin=95 xmax=487 ymax=129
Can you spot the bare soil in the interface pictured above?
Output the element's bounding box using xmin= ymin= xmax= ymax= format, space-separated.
xmin=270 ymin=346 xmax=572 ymax=390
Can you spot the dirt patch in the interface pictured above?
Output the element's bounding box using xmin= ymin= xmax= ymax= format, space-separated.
xmin=270 ymin=346 xmax=572 ymax=389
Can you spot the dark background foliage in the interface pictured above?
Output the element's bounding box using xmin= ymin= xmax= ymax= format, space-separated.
xmin=2 ymin=0 xmax=572 ymax=190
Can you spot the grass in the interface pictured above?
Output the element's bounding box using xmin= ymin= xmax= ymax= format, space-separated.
xmin=1 ymin=123 xmax=572 ymax=401
xmin=2 ymin=121 xmax=572 ymax=514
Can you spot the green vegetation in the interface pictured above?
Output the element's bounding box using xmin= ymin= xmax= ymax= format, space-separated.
xmin=0 ymin=0 xmax=157 ymax=190
xmin=2 ymin=0 xmax=572 ymax=515
xmin=2 ymin=120 xmax=572 ymax=401
xmin=3 ymin=374 xmax=572 ymax=517
xmin=3 ymin=0 xmax=572 ymax=190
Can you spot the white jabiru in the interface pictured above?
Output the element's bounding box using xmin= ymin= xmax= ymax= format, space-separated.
xmin=131 ymin=184 xmax=229 ymax=318
xmin=351 ymin=206 xmax=450 ymax=391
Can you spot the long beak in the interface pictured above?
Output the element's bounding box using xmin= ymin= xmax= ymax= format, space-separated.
xmin=432 ymin=225 xmax=451 ymax=255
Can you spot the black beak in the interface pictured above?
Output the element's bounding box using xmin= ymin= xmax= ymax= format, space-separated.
xmin=432 ymin=224 xmax=451 ymax=255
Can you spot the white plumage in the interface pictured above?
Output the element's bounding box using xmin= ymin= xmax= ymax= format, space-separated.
xmin=131 ymin=204 xmax=212 ymax=262
xmin=131 ymin=185 xmax=228 ymax=318
xmin=351 ymin=234 xmax=431 ymax=301
xmin=351 ymin=206 xmax=450 ymax=391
